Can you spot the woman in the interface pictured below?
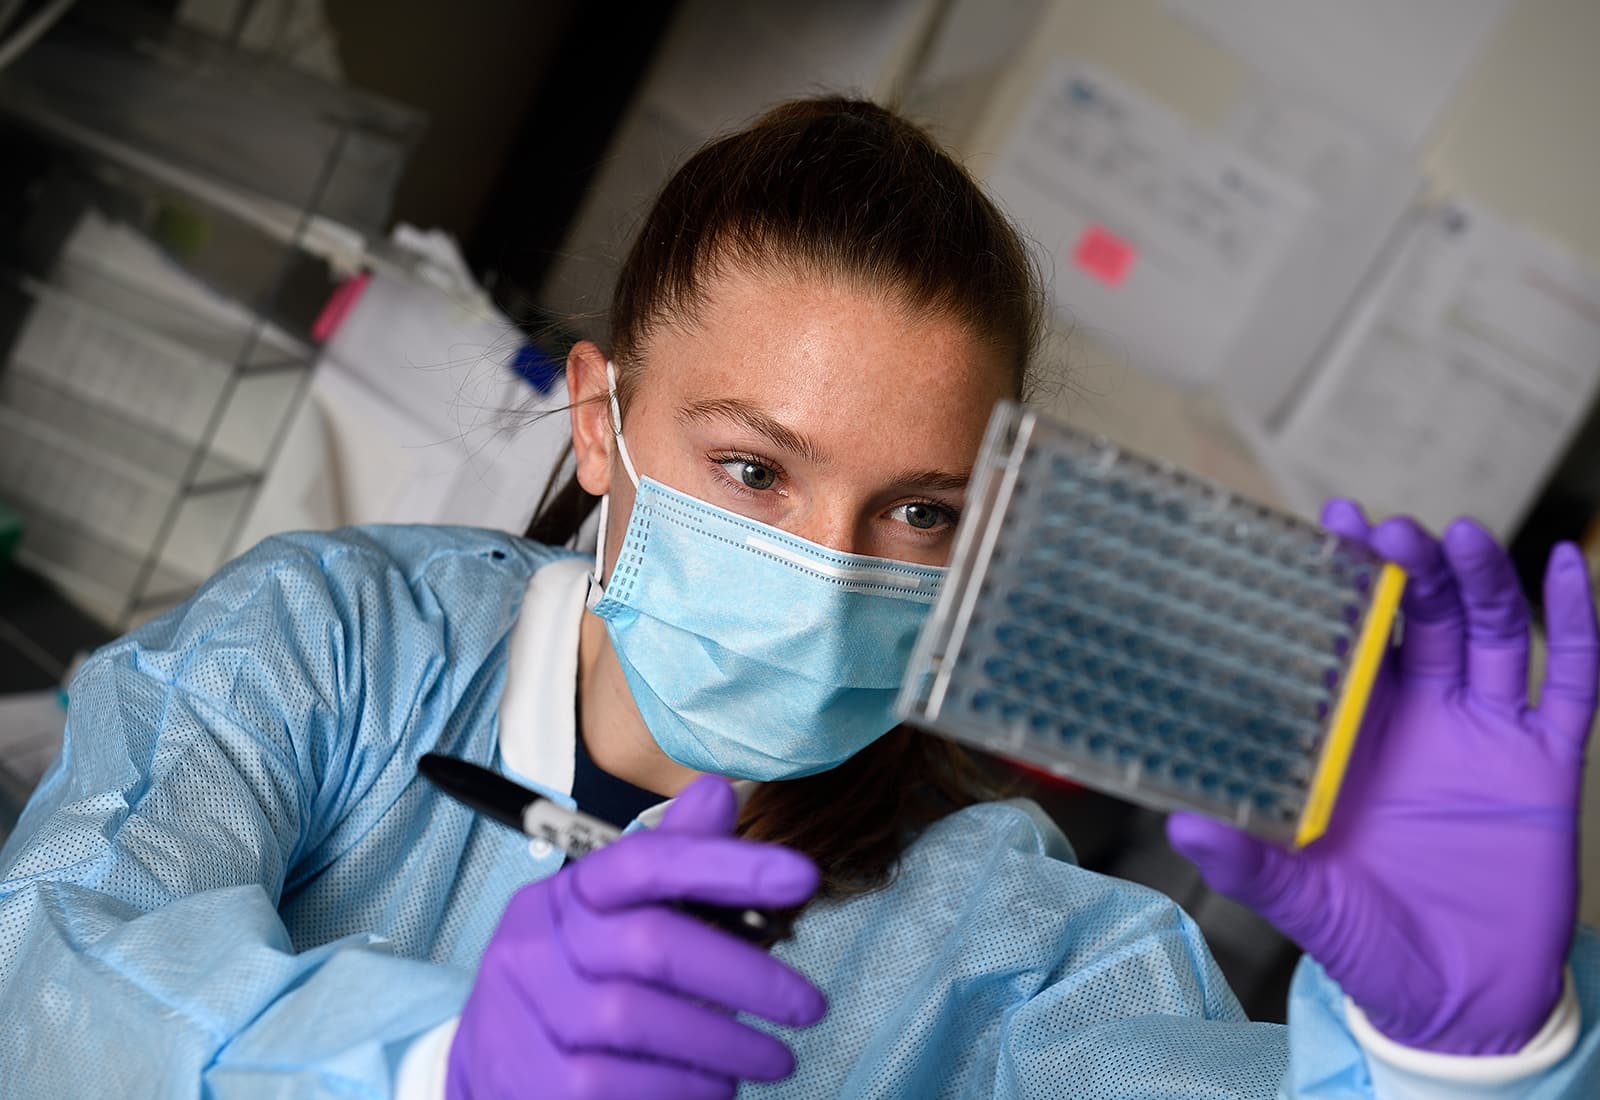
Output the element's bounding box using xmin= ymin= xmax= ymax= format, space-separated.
xmin=1 ymin=98 xmax=1595 ymax=1099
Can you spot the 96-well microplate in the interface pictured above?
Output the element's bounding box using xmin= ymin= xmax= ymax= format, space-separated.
xmin=898 ymin=402 xmax=1404 ymax=846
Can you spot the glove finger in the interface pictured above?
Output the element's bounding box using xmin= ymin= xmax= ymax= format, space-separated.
xmin=452 ymin=1012 xmax=736 ymax=1100
xmin=1535 ymin=542 xmax=1600 ymax=743
xmin=1369 ymin=517 xmax=1464 ymax=681
xmin=532 ymin=973 xmax=799 ymax=1083
xmin=659 ymin=774 xmax=740 ymax=836
xmin=561 ymin=877 xmax=826 ymax=1026
xmin=1439 ymin=518 xmax=1530 ymax=711
xmin=1321 ymin=498 xmax=1372 ymax=543
xmin=1166 ymin=812 xmax=1329 ymax=952
xmin=548 ymin=1052 xmax=736 ymax=1100
xmin=574 ymin=830 xmax=820 ymax=912
xmin=492 ymin=882 xmax=803 ymax=1086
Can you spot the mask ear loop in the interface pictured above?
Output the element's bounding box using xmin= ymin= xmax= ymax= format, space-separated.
xmin=593 ymin=496 xmax=609 ymax=581
xmin=606 ymin=361 xmax=640 ymax=487
xmin=591 ymin=361 xmax=640 ymax=600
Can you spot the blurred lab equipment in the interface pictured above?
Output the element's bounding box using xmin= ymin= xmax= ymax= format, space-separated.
xmin=899 ymin=401 xmax=1404 ymax=846
xmin=0 ymin=5 xmax=421 ymax=627
xmin=233 ymin=226 xmax=575 ymax=548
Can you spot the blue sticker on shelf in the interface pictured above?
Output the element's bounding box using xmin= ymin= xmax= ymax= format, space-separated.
xmin=510 ymin=344 xmax=563 ymax=394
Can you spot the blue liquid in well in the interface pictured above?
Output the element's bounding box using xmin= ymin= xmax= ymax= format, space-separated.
xmin=927 ymin=416 xmax=1392 ymax=841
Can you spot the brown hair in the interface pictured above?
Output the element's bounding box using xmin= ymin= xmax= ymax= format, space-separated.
xmin=529 ymin=96 xmax=1043 ymax=898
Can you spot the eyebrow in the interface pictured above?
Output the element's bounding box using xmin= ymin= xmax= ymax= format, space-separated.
xmin=678 ymin=397 xmax=828 ymax=465
xmin=887 ymin=468 xmax=972 ymax=494
xmin=677 ymin=396 xmax=972 ymax=494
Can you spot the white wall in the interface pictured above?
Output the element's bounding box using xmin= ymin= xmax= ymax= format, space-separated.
xmin=1425 ymin=0 xmax=1600 ymax=264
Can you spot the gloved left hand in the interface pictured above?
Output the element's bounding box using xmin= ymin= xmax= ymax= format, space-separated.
xmin=1168 ymin=501 xmax=1598 ymax=1056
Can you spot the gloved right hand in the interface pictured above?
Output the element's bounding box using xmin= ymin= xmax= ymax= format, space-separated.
xmin=447 ymin=774 xmax=826 ymax=1099
xmin=1169 ymin=503 xmax=1597 ymax=1055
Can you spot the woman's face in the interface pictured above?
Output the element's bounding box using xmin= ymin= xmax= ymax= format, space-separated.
xmin=571 ymin=266 xmax=1016 ymax=567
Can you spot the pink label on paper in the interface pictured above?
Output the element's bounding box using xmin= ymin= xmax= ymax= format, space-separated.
xmin=1073 ymin=224 xmax=1136 ymax=287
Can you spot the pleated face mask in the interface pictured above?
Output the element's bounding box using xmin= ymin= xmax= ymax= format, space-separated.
xmin=586 ymin=363 xmax=946 ymax=780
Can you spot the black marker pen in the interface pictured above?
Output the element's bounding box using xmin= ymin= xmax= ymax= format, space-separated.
xmin=417 ymin=753 xmax=794 ymax=947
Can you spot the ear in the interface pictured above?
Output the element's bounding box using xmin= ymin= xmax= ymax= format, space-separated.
xmin=568 ymin=341 xmax=616 ymax=497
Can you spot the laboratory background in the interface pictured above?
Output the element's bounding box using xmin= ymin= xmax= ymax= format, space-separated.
xmin=0 ymin=0 xmax=1597 ymax=1027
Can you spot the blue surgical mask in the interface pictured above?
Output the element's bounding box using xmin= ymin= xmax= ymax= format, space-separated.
xmin=587 ymin=363 xmax=945 ymax=780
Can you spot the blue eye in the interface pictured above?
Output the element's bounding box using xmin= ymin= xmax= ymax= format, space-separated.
xmin=718 ymin=459 xmax=777 ymax=491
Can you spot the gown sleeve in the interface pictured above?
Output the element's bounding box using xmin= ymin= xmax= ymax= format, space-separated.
xmin=1282 ymin=928 xmax=1600 ymax=1099
xmin=0 ymin=532 xmax=481 ymax=1097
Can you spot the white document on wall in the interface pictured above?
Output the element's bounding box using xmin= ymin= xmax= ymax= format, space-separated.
xmin=1270 ymin=200 xmax=1600 ymax=538
xmin=1215 ymin=89 xmax=1423 ymax=426
xmin=985 ymin=61 xmax=1316 ymax=387
xmin=1163 ymin=0 xmax=1511 ymax=151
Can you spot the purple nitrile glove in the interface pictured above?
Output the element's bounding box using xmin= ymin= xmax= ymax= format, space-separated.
xmin=446 ymin=774 xmax=826 ymax=1099
xmin=1168 ymin=499 xmax=1598 ymax=1056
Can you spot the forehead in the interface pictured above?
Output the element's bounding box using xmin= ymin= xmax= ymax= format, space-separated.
xmin=633 ymin=267 xmax=1014 ymax=458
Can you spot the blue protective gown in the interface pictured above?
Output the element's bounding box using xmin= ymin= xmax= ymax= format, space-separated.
xmin=0 ymin=525 xmax=1596 ymax=1098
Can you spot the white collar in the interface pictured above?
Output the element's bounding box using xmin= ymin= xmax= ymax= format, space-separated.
xmin=498 ymin=556 xmax=590 ymax=797
xmin=497 ymin=555 xmax=754 ymax=824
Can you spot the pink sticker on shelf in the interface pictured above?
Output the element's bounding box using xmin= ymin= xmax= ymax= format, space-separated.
xmin=1072 ymin=225 xmax=1136 ymax=287
xmin=312 ymin=272 xmax=372 ymax=344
